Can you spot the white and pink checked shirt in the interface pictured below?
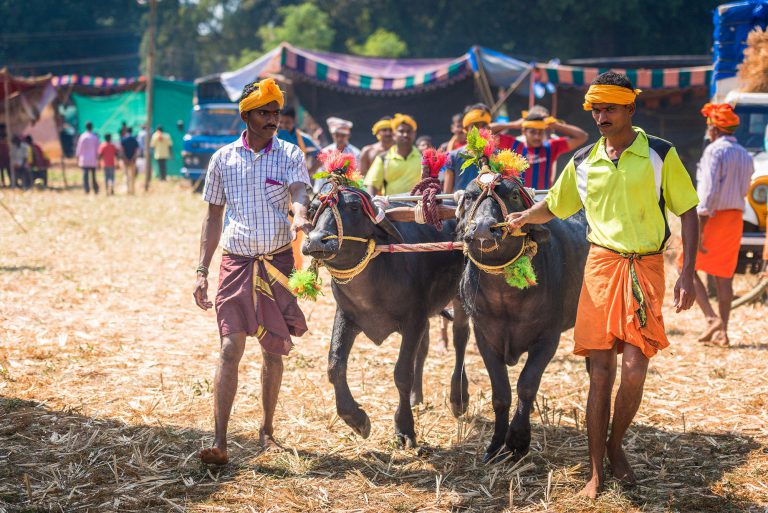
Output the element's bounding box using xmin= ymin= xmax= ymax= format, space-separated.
xmin=203 ymin=132 xmax=311 ymax=257
xmin=76 ymin=131 xmax=100 ymax=168
xmin=696 ymin=136 xmax=754 ymax=216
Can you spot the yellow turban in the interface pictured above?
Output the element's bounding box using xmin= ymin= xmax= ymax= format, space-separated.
xmin=462 ymin=109 xmax=492 ymax=128
xmin=391 ymin=113 xmax=417 ymax=131
xmin=238 ymin=78 xmax=285 ymax=113
xmin=583 ymin=84 xmax=641 ymax=111
xmin=522 ymin=116 xmax=559 ymax=130
xmin=371 ymin=119 xmax=392 ymax=136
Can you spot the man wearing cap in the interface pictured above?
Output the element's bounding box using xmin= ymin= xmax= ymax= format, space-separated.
xmin=359 ymin=116 xmax=394 ymax=175
xmin=193 ymin=78 xmax=312 ymax=465
xmin=314 ymin=117 xmax=360 ymax=193
xmin=506 ymin=72 xmax=699 ymax=498
xmin=493 ymin=106 xmax=588 ymax=189
xmin=689 ymin=103 xmax=753 ymax=347
xmin=365 ymin=113 xmax=421 ymax=196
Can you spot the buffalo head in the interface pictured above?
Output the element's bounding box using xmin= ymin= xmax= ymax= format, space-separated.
xmin=303 ymin=187 xmax=404 ymax=267
xmin=457 ymin=174 xmax=549 ymax=267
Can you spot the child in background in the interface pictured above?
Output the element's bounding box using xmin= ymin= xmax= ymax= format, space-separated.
xmin=99 ymin=134 xmax=119 ymax=195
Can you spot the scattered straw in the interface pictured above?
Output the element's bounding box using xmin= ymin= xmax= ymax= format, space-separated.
xmin=0 ymin=172 xmax=766 ymax=512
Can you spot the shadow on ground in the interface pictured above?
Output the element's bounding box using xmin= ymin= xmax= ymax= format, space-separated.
xmin=1 ymin=396 xmax=763 ymax=512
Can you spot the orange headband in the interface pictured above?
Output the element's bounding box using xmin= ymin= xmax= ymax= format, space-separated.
xmin=583 ymin=84 xmax=641 ymax=110
xmin=701 ymin=103 xmax=740 ymax=133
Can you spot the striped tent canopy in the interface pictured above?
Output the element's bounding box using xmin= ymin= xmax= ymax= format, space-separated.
xmin=280 ymin=44 xmax=471 ymax=94
xmin=220 ymin=43 xmax=474 ymax=100
xmin=52 ymin=75 xmax=145 ymax=88
xmin=535 ymin=64 xmax=713 ymax=90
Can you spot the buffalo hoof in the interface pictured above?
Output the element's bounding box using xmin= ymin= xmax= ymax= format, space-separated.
xmin=396 ymin=432 xmax=418 ymax=449
xmin=340 ymin=409 xmax=371 ymax=439
xmin=482 ymin=443 xmax=508 ymax=464
xmin=449 ymin=390 xmax=469 ymax=417
xmin=410 ymin=391 xmax=423 ymax=408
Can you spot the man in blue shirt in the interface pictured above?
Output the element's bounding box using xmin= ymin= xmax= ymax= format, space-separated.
xmin=120 ymin=127 xmax=140 ymax=195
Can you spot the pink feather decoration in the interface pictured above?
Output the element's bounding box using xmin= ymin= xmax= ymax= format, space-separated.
xmin=319 ymin=148 xmax=357 ymax=176
xmin=478 ymin=128 xmax=497 ymax=157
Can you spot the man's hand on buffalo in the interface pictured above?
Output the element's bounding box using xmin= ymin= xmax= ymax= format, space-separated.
xmin=291 ymin=206 xmax=312 ymax=239
xmin=506 ymin=211 xmax=530 ymax=230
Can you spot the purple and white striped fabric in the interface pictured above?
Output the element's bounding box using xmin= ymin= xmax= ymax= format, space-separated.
xmin=203 ymin=133 xmax=310 ymax=257
xmin=696 ymin=136 xmax=753 ymax=216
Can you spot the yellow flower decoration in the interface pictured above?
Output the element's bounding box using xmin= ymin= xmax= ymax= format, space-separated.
xmin=492 ymin=149 xmax=529 ymax=177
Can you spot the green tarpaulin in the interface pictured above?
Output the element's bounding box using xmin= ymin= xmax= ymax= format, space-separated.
xmin=72 ymin=77 xmax=194 ymax=176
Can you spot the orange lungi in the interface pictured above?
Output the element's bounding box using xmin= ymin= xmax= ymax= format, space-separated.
xmin=574 ymin=245 xmax=669 ymax=359
xmin=695 ymin=209 xmax=743 ymax=278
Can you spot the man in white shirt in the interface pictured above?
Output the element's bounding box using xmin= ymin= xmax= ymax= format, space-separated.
xmin=193 ymin=78 xmax=312 ymax=465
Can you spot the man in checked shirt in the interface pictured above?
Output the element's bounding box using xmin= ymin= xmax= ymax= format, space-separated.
xmin=193 ymin=78 xmax=312 ymax=465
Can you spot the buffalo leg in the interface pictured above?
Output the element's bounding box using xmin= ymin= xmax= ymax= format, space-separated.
xmin=505 ymin=336 xmax=558 ymax=460
xmin=476 ymin=330 xmax=511 ymax=463
xmin=327 ymin=308 xmax=370 ymax=438
xmin=410 ymin=329 xmax=429 ymax=407
xmin=394 ymin=318 xmax=428 ymax=448
xmin=449 ymin=297 xmax=470 ymax=417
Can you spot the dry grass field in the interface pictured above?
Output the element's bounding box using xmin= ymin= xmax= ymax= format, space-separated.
xmin=1 ymin=174 xmax=766 ymax=512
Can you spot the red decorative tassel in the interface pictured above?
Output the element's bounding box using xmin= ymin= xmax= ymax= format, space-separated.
xmin=420 ymin=148 xmax=448 ymax=178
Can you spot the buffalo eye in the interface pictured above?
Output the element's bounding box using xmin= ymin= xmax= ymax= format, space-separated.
xmin=349 ymin=204 xmax=360 ymax=212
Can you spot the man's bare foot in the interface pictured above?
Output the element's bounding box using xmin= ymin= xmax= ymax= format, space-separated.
xmin=709 ymin=330 xmax=730 ymax=347
xmin=607 ymin=445 xmax=636 ymax=486
xmin=199 ymin=446 xmax=228 ymax=465
xmin=259 ymin=428 xmax=284 ymax=453
xmin=698 ymin=318 xmax=722 ymax=342
xmin=577 ymin=475 xmax=603 ymax=499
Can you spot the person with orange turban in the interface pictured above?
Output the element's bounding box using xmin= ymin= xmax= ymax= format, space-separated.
xmin=687 ymin=103 xmax=754 ymax=346
xmin=359 ymin=116 xmax=395 ymax=175
xmin=504 ymin=72 xmax=700 ymax=499
xmin=194 ymin=78 xmax=312 ymax=465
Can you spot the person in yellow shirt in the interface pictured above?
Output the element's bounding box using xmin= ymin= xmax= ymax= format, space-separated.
xmin=150 ymin=125 xmax=173 ymax=180
xmin=507 ymin=72 xmax=699 ymax=499
xmin=364 ymin=114 xmax=421 ymax=196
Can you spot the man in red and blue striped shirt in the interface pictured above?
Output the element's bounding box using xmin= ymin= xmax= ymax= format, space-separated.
xmin=495 ymin=107 xmax=588 ymax=190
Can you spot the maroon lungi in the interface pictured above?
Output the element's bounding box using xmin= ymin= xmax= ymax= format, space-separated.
xmin=215 ymin=248 xmax=308 ymax=355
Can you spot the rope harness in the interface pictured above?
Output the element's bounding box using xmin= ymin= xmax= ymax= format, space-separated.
xmin=310 ymin=180 xmax=465 ymax=284
xmin=307 ymin=172 xmax=541 ymax=284
xmin=462 ymin=171 xmax=538 ymax=275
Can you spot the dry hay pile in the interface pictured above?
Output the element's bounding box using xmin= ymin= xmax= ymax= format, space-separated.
xmin=0 ymin=177 xmax=767 ymax=512
xmin=738 ymin=27 xmax=768 ymax=93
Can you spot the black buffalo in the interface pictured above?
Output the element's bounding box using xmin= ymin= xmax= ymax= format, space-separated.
xmin=303 ymin=187 xmax=470 ymax=447
xmin=457 ymin=174 xmax=589 ymax=462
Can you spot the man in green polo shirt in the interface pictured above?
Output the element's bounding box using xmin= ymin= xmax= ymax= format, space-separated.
xmin=507 ymin=72 xmax=699 ymax=498
xmin=365 ymin=113 xmax=421 ymax=195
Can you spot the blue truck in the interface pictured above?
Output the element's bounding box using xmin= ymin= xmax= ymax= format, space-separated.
xmin=181 ymin=78 xmax=244 ymax=187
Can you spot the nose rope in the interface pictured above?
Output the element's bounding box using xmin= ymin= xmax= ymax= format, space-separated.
xmin=463 ymin=173 xmax=537 ymax=274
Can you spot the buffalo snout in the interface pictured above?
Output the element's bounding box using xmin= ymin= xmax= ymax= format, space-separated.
xmin=465 ymin=215 xmax=503 ymax=243
xmin=303 ymin=230 xmax=339 ymax=259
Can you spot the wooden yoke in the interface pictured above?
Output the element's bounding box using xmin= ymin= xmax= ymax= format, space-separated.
xmin=385 ymin=204 xmax=457 ymax=223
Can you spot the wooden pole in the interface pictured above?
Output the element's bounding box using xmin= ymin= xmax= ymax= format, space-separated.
xmin=491 ymin=68 xmax=532 ymax=116
xmin=3 ymin=69 xmax=14 ymax=188
xmin=143 ymin=0 xmax=157 ymax=192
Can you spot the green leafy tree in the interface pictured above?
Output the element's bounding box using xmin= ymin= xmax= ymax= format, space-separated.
xmin=348 ymin=29 xmax=408 ymax=58
xmin=258 ymin=2 xmax=335 ymax=52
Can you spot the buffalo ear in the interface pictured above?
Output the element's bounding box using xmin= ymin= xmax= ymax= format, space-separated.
xmin=527 ymin=224 xmax=550 ymax=245
xmin=375 ymin=216 xmax=405 ymax=243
